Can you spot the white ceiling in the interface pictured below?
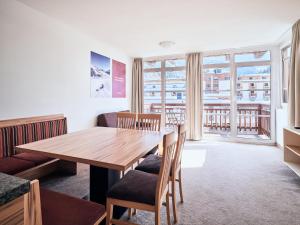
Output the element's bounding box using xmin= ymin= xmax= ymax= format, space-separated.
xmin=18 ymin=0 xmax=300 ymax=57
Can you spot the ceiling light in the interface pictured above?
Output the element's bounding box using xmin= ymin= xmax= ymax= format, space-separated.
xmin=159 ymin=41 xmax=175 ymax=48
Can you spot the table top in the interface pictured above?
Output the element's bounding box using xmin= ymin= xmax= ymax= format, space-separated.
xmin=16 ymin=127 xmax=165 ymax=171
xmin=0 ymin=173 xmax=30 ymax=206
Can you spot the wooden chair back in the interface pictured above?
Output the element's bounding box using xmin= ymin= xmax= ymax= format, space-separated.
xmin=172 ymin=124 xmax=187 ymax=176
xmin=24 ymin=180 xmax=43 ymax=225
xmin=137 ymin=113 xmax=161 ymax=131
xmin=116 ymin=112 xmax=136 ymax=129
xmin=155 ymin=131 xmax=177 ymax=205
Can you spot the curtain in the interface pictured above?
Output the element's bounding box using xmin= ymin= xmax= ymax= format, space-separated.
xmin=131 ymin=58 xmax=144 ymax=113
xmin=186 ymin=53 xmax=203 ymax=140
xmin=289 ymin=19 xmax=300 ymax=128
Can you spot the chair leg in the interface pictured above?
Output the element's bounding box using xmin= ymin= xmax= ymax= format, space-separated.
xmin=171 ymin=179 xmax=178 ymax=223
xmin=155 ymin=206 xmax=161 ymax=225
xmin=106 ymin=198 xmax=113 ymax=225
xmin=178 ymin=168 xmax=184 ymax=203
xmin=133 ymin=208 xmax=137 ymax=215
xmin=128 ymin=208 xmax=132 ymax=219
xmin=166 ymin=190 xmax=171 ymax=225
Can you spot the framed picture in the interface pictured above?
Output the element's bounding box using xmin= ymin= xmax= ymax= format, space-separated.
xmin=112 ymin=59 xmax=126 ymax=98
xmin=90 ymin=51 xmax=111 ymax=97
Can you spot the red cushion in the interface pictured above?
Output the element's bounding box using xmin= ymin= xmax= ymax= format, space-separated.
xmin=40 ymin=188 xmax=106 ymax=225
xmin=0 ymin=157 xmax=35 ymax=175
xmin=13 ymin=153 xmax=52 ymax=166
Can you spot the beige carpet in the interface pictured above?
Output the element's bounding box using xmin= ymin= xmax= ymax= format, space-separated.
xmin=41 ymin=141 xmax=300 ymax=225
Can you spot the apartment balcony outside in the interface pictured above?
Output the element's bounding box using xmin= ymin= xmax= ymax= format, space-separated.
xmin=147 ymin=103 xmax=271 ymax=139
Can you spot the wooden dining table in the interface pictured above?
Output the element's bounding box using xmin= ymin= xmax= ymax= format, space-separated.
xmin=15 ymin=126 xmax=166 ymax=219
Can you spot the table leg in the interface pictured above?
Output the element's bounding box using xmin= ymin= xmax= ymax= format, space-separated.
xmin=90 ymin=166 xmax=126 ymax=222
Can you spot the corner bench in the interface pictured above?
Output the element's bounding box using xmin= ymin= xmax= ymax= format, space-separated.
xmin=0 ymin=114 xmax=77 ymax=180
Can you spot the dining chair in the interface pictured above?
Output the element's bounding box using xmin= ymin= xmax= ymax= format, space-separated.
xmin=137 ymin=113 xmax=162 ymax=156
xmin=105 ymin=131 xmax=177 ymax=225
xmin=116 ymin=112 xmax=137 ymax=176
xmin=137 ymin=113 xmax=161 ymax=131
xmin=116 ymin=112 xmax=136 ymax=129
xmin=135 ymin=124 xmax=187 ymax=223
xmin=24 ymin=180 xmax=106 ymax=225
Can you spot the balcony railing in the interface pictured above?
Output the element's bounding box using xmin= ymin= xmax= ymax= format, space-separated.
xmin=148 ymin=103 xmax=271 ymax=138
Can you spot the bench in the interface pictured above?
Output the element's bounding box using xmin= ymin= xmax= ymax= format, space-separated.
xmin=0 ymin=114 xmax=77 ymax=180
xmin=97 ymin=110 xmax=130 ymax=128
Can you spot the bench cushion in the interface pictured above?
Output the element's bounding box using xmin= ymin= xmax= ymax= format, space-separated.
xmin=0 ymin=157 xmax=35 ymax=175
xmin=12 ymin=153 xmax=52 ymax=166
xmin=40 ymin=188 xmax=106 ymax=225
xmin=107 ymin=170 xmax=157 ymax=205
xmin=97 ymin=110 xmax=130 ymax=128
xmin=97 ymin=112 xmax=117 ymax=127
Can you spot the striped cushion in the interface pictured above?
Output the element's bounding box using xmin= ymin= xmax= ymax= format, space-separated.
xmin=0 ymin=118 xmax=67 ymax=158
xmin=0 ymin=128 xmax=12 ymax=158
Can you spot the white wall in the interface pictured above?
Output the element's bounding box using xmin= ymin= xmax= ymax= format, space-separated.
xmin=0 ymin=0 xmax=132 ymax=132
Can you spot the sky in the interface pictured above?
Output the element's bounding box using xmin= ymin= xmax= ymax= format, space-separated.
xmin=90 ymin=51 xmax=110 ymax=72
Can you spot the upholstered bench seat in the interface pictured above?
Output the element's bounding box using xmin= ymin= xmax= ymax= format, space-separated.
xmin=107 ymin=170 xmax=157 ymax=205
xmin=13 ymin=153 xmax=52 ymax=166
xmin=40 ymin=188 xmax=106 ymax=225
xmin=0 ymin=157 xmax=35 ymax=175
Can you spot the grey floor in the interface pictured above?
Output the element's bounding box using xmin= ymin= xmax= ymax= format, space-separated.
xmin=40 ymin=141 xmax=300 ymax=225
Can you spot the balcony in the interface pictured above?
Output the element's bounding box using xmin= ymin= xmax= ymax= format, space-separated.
xmin=148 ymin=103 xmax=271 ymax=138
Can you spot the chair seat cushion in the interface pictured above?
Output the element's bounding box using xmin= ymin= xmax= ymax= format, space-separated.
xmin=13 ymin=153 xmax=52 ymax=166
xmin=107 ymin=170 xmax=157 ymax=205
xmin=144 ymin=145 xmax=159 ymax=156
xmin=40 ymin=188 xmax=106 ymax=225
xmin=136 ymin=154 xmax=162 ymax=175
xmin=0 ymin=157 xmax=35 ymax=175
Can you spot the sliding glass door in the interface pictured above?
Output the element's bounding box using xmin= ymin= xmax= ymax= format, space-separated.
xmin=203 ymin=50 xmax=272 ymax=142
xmin=235 ymin=51 xmax=271 ymax=139
xmin=203 ymin=55 xmax=231 ymax=137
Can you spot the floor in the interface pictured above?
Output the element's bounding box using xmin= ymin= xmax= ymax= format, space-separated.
xmin=41 ymin=141 xmax=300 ymax=225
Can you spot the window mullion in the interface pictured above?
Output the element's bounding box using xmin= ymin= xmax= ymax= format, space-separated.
xmin=161 ymin=60 xmax=166 ymax=128
xmin=230 ymin=53 xmax=237 ymax=138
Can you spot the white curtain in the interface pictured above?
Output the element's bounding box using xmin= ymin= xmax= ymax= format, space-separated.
xmin=186 ymin=53 xmax=203 ymax=140
xmin=131 ymin=58 xmax=144 ymax=113
xmin=289 ymin=19 xmax=300 ymax=128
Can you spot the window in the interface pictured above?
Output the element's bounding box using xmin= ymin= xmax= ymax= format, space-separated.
xmin=235 ymin=50 xmax=271 ymax=139
xmin=203 ymin=54 xmax=231 ymax=136
xmin=249 ymin=83 xmax=255 ymax=88
xmin=282 ymin=46 xmax=291 ymax=103
xmin=143 ymin=58 xmax=186 ymax=127
xmin=202 ymin=50 xmax=272 ymax=141
xmin=235 ymin=51 xmax=271 ymax=63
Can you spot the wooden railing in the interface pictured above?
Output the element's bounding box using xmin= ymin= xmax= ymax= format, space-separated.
xmin=148 ymin=103 xmax=186 ymax=126
xmin=148 ymin=103 xmax=271 ymax=137
xmin=204 ymin=103 xmax=271 ymax=137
